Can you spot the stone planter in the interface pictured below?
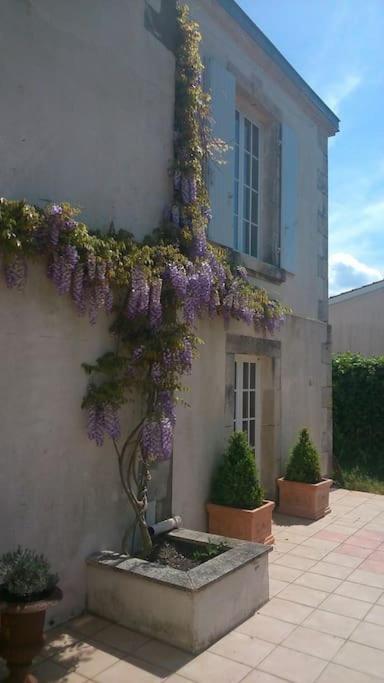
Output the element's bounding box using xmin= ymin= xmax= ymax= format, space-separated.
xmin=86 ymin=529 xmax=271 ymax=654
xmin=206 ymin=500 xmax=275 ymax=545
xmin=277 ymin=477 xmax=332 ymax=520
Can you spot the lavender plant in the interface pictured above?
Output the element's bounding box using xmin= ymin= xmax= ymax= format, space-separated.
xmin=0 ymin=547 xmax=58 ymax=600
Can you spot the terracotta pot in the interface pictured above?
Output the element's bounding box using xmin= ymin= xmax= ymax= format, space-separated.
xmin=277 ymin=477 xmax=332 ymax=520
xmin=206 ymin=500 xmax=275 ymax=544
xmin=0 ymin=587 xmax=62 ymax=682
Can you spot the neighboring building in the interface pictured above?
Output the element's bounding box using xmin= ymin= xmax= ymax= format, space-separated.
xmin=330 ymin=280 xmax=384 ymax=356
xmin=0 ymin=0 xmax=338 ymax=622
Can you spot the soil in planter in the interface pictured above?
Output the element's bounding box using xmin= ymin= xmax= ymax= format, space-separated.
xmin=146 ymin=538 xmax=228 ymax=571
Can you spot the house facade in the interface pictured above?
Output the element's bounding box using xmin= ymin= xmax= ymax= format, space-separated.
xmin=330 ymin=280 xmax=384 ymax=356
xmin=0 ymin=0 xmax=338 ymax=623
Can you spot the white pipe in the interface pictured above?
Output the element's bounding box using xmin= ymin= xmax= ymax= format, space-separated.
xmin=148 ymin=516 xmax=182 ymax=537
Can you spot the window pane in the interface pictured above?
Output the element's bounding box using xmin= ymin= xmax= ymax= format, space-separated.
xmin=243 ymin=362 xmax=249 ymax=389
xmin=252 ymin=125 xmax=259 ymax=157
xmin=244 ymin=152 xmax=251 ymax=187
xmin=252 ymin=157 xmax=259 ymax=190
xmin=233 ymin=215 xmax=239 ymax=251
xmin=234 ymin=180 xmax=239 ymax=214
xmin=243 ymin=186 xmax=250 ymax=220
xmin=235 ymin=111 xmax=240 ymax=142
xmin=251 ymin=224 xmax=258 ymax=257
xmin=242 ymin=391 xmax=248 ymax=418
xmin=249 ymin=391 xmax=255 ymax=418
xmin=250 ymin=363 xmax=256 ymax=389
xmin=244 ymin=119 xmax=251 ymax=151
xmin=249 ymin=420 xmax=255 ymax=448
xmin=242 ymin=421 xmax=248 ymax=435
xmin=243 ymin=220 xmax=250 ymax=254
xmin=251 ymin=191 xmax=258 ymax=224
xmin=235 ymin=145 xmax=239 ymax=177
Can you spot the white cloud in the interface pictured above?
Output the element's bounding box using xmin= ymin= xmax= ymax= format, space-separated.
xmin=329 ymin=253 xmax=383 ymax=295
xmin=324 ymin=73 xmax=362 ymax=114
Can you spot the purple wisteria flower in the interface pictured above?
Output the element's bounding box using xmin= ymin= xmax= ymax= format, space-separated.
xmin=4 ymin=256 xmax=27 ymax=290
xmin=103 ymin=404 xmax=121 ymax=440
xmin=149 ymin=278 xmax=162 ymax=328
xmin=125 ymin=267 xmax=150 ymax=319
xmin=87 ymin=405 xmax=104 ymax=447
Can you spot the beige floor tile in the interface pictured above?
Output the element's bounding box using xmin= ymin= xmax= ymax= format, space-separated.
xmin=273 ymin=540 xmax=300 ymax=554
xmin=269 ymin=564 xmax=303 ymax=583
xmin=378 ymin=592 xmax=384 ymax=605
xmin=258 ymin=598 xmax=313 ymax=625
xmin=268 ymin=551 xmax=287 ymax=564
xmin=300 ymin=539 xmax=339 ymax=553
xmin=93 ymin=656 xmax=168 ymax=682
xmin=351 ymin=620 xmax=384 ymax=650
xmin=323 ymin=551 xmax=363 ymax=568
xmin=334 ymin=641 xmax=384 ymax=678
xmin=365 ymin=603 xmax=384 ymax=626
xmin=258 ymin=645 xmax=327 ymax=683
xmin=69 ymin=614 xmax=108 ymax=637
xmin=178 ymin=651 xmax=251 ymax=683
xmin=210 ymin=632 xmax=275 ymax=668
xmin=316 ymin=662 xmax=381 ymax=683
xmin=281 ymin=625 xmax=343 ymax=660
xmin=348 ymin=568 xmax=384 ymax=589
xmin=235 ymin=614 xmax=296 ymax=643
xmin=269 ymin=579 xmax=289 ymax=597
xmin=320 ymin=593 xmax=371 ymax=619
xmin=303 ymin=608 xmax=359 ymax=638
xmin=94 ymin=624 xmax=149 ymax=654
xmin=335 ymin=581 xmax=382 ymax=603
xmin=41 ymin=628 xmax=80 ymax=658
xmin=294 ymin=572 xmax=341 ymax=593
xmin=242 ymin=671 xmax=291 ymax=683
xmin=274 ymin=554 xmax=316 ymax=571
xmin=165 ymin=676 xmax=191 ymax=683
xmin=277 ymin=585 xmax=327 ymax=608
xmin=287 ymin=545 xmax=328 ymax=561
xmin=135 ymin=639 xmax=193 ymax=671
xmin=53 ymin=640 xmax=119 ymax=678
xmin=32 ymin=659 xmax=87 ymax=683
xmin=308 ymin=561 xmax=353 ymax=580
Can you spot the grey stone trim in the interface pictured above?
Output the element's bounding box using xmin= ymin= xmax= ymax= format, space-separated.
xmin=232 ymin=250 xmax=286 ymax=284
xmin=318 ymin=299 xmax=328 ymax=322
xmin=87 ymin=529 xmax=271 ymax=593
xmin=144 ymin=0 xmax=177 ymax=52
xmin=226 ymin=334 xmax=281 ymax=357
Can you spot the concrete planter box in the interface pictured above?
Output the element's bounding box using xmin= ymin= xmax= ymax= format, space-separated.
xmin=206 ymin=500 xmax=275 ymax=545
xmin=86 ymin=529 xmax=271 ymax=653
xmin=277 ymin=477 xmax=332 ymax=520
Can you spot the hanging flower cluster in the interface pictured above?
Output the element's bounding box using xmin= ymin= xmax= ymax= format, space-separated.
xmin=0 ymin=5 xmax=288 ymax=471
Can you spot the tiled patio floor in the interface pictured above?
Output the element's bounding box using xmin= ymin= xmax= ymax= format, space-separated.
xmin=14 ymin=489 xmax=384 ymax=681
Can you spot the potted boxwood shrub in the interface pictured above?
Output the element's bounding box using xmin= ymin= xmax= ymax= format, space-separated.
xmin=0 ymin=547 xmax=62 ymax=681
xmin=277 ymin=428 xmax=332 ymax=519
xmin=206 ymin=431 xmax=275 ymax=544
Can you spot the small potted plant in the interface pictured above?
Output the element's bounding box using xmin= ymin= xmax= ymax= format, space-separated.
xmin=277 ymin=428 xmax=332 ymax=519
xmin=206 ymin=431 xmax=275 ymax=544
xmin=0 ymin=547 xmax=62 ymax=681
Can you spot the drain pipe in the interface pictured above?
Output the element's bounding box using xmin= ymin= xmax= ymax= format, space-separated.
xmin=148 ymin=516 xmax=182 ymax=537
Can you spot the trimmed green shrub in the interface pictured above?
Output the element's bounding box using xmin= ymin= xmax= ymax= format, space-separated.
xmin=285 ymin=428 xmax=322 ymax=484
xmin=211 ymin=431 xmax=263 ymax=509
xmin=333 ymin=353 xmax=384 ymax=479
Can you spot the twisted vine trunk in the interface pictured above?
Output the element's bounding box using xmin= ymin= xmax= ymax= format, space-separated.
xmin=113 ymin=420 xmax=153 ymax=558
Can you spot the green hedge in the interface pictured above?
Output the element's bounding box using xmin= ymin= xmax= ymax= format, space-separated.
xmin=333 ymin=353 xmax=384 ymax=478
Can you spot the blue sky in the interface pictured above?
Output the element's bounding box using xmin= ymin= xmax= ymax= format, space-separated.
xmin=237 ymin=0 xmax=384 ymax=295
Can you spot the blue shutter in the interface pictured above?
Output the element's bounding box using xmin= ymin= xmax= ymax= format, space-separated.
xmin=280 ymin=123 xmax=299 ymax=273
xmin=206 ymin=57 xmax=236 ymax=248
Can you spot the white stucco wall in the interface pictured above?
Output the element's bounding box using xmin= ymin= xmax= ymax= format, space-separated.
xmin=330 ymin=286 xmax=384 ymax=356
xmin=0 ymin=0 xmax=174 ymax=238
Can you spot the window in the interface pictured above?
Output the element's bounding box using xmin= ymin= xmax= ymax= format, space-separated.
xmin=233 ymin=356 xmax=261 ymax=462
xmin=234 ymin=111 xmax=260 ymax=256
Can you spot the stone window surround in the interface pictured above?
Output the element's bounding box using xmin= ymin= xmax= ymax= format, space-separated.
xmin=225 ymin=334 xmax=281 ymax=496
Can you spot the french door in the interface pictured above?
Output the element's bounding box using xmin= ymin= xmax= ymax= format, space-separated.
xmin=234 ymin=355 xmax=261 ymax=467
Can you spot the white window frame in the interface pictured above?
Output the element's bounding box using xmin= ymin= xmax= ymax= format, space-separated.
xmin=233 ymin=355 xmax=262 ymax=469
xmin=234 ymin=110 xmax=261 ymax=257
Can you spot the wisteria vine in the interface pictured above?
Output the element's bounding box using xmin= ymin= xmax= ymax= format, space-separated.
xmin=0 ymin=5 xmax=288 ymax=557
